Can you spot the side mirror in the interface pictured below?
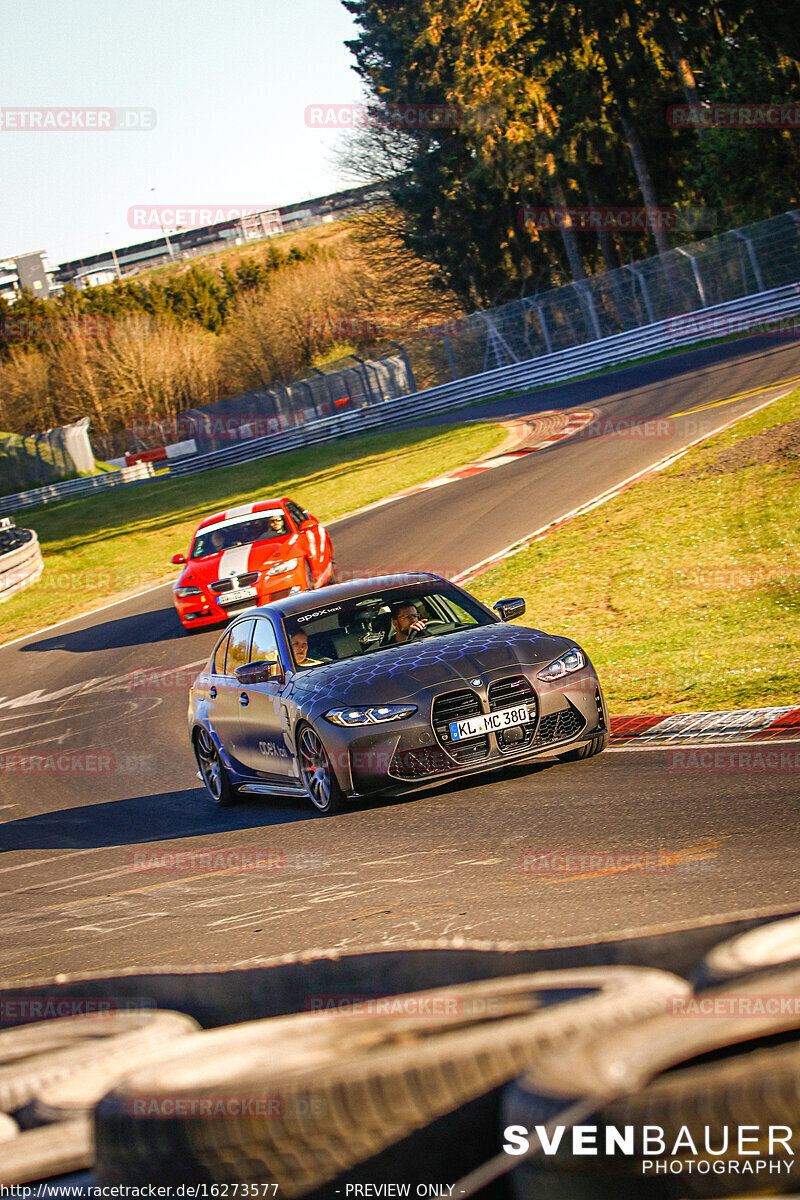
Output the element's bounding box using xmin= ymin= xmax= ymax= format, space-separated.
xmin=235 ymin=660 xmax=285 ymax=686
xmin=493 ymin=597 xmax=526 ymax=622
xmin=171 ymin=553 xmax=186 ymax=565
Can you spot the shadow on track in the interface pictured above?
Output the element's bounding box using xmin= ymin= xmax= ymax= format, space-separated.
xmin=0 ymin=787 xmax=320 ymax=851
xmin=20 ymin=604 xmax=214 ymax=655
xmin=0 ymin=759 xmax=561 ymax=854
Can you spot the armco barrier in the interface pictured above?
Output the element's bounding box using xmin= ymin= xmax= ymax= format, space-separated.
xmin=0 ymin=526 xmax=44 ymax=602
xmin=0 ymin=460 xmax=156 ymax=518
xmin=167 ymin=281 xmax=800 ymax=477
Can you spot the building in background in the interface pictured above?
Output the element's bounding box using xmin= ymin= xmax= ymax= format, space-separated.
xmin=53 ymin=182 xmax=387 ymax=289
xmin=2 ymin=182 xmax=388 ymax=301
xmin=0 ymin=252 xmax=61 ymax=302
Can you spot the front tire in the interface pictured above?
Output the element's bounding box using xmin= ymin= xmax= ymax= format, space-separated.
xmin=194 ymin=727 xmax=236 ymax=807
xmin=297 ymin=723 xmax=344 ymax=815
xmin=559 ymin=731 xmax=608 ymax=762
xmin=304 ymin=559 xmax=315 ymax=590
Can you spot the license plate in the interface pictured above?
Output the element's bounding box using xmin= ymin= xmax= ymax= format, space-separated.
xmin=449 ymin=704 xmax=534 ymax=741
xmin=218 ymin=586 xmax=258 ymax=606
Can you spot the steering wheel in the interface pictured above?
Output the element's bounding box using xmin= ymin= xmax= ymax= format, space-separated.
xmin=405 ymin=625 xmax=428 ymax=643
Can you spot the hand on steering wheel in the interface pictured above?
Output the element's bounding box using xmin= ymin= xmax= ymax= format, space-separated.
xmin=405 ymin=620 xmax=428 ymax=643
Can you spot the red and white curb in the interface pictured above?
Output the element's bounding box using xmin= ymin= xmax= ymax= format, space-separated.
xmin=611 ymin=706 xmax=800 ymax=746
xmin=339 ymin=409 xmax=595 ymax=522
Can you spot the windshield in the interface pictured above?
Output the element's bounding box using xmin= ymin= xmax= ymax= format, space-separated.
xmin=284 ymin=585 xmax=495 ymax=668
xmin=190 ymin=512 xmax=290 ymax=559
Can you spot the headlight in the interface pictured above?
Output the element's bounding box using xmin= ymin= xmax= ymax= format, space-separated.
xmin=537 ymin=647 xmax=585 ymax=682
xmin=324 ymin=705 xmax=417 ymax=727
xmin=175 ymin=586 xmax=202 ymax=598
xmin=266 ymin=558 xmax=299 ymax=576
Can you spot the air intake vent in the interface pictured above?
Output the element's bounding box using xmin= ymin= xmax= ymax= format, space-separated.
xmin=432 ymin=689 xmax=489 ymax=764
xmin=488 ymin=675 xmax=538 ymax=753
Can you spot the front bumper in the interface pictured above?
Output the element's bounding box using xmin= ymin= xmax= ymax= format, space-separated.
xmin=175 ymin=562 xmax=329 ymax=628
xmin=320 ymin=668 xmax=608 ymax=796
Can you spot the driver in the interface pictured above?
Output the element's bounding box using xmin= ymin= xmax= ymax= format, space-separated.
xmin=209 ymin=529 xmax=226 ymax=552
xmin=290 ymin=631 xmax=324 ymax=668
xmin=388 ymin=599 xmax=427 ymax=644
xmin=268 ymin=514 xmax=288 ymax=535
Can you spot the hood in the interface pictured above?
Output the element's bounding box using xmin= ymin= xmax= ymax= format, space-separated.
xmin=177 ymin=539 xmax=292 ymax=586
xmin=289 ymin=623 xmax=575 ymax=705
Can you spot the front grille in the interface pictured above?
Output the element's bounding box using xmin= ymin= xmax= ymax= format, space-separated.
xmin=210 ymin=572 xmax=259 ymax=594
xmin=531 ymin=706 xmax=585 ymax=748
xmin=432 ymin=689 xmax=490 ymax=765
xmin=390 ymin=747 xmax=452 ymax=779
xmin=488 ymin=675 xmax=539 ymax=754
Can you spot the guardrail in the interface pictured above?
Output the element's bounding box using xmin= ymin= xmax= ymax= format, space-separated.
xmin=0 ymin=526 xmax=44 ymax=602
xmin=168 ymin=281 xmax=800 ymax=477
xmin=0 ymin=461 xmax=156 ymax=518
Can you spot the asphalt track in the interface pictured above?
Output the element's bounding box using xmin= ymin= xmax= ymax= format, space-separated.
xmin=1 ymin=333 xmax=799 ymax=980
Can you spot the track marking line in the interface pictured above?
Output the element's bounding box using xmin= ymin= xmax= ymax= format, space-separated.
xmin=670 ymin=371 xmax=800 ymax=418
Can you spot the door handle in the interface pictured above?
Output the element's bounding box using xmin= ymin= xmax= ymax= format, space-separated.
xmin=209 ymin=685 xmax=217 ymax=699
xmin=239 ymin=692 xmax=249 ymax=707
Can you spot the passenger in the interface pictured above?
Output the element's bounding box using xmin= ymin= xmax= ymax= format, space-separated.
xmin=388 ymin=600 xmax=427 ymax=644
xmin=290 ymin=631 xmax=324 ymax=668
xmin=209 ymin=529 xmax=226 ymax=552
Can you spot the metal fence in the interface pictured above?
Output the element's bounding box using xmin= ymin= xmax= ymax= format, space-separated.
xmin=404 ymin=211 xmax=800 ymax=385
xmin=131 ymin=352 xmax=416 ymax=455
xmin=0 ymin=460 xmax=155 ymax=518
xmin=0 ymin=417 xmax=95 ymax=496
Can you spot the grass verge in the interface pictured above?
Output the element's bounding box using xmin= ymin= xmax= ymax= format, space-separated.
xmin=470 ymin=389 xmax=800 ymax=714
xmin=2 ymin=422 xmax=505 ymax=645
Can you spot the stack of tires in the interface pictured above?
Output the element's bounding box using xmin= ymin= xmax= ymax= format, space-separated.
xmin=0 ymin=914 xmax=798 ymax=1197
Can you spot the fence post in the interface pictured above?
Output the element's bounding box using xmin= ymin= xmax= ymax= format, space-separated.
xmin=623 ymin=263 xmax=656 ymax=325
xmin=388 ymin=340 xmax=417 ymax=394
xmin=675 ymin=246 xmax=707 ymax=308
xmin=731 ymin=230 xmax=765 ymax=294
xmin=309 ymin=367 xmax=333 ymax=417
xmin=348 ymin=355 xmax=377 ymax=405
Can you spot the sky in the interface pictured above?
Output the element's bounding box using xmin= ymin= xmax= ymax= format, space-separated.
xmin=0 ymin=0 xmax=366 ymax=265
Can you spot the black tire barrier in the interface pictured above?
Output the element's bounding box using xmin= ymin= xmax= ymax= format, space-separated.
xmin=93 ymin=967 xmax=685 ymax=1194
xmin=0 ymin=1010 xmax=199 ymax=1115
xmin=2 ymin=913 xmax=795 ymax=1034
xmin=0 ymin=1119 xmax=92 ymax=1186
xmin=502 ymin=964 xmax=800 ymax=1198
xmin=693 ymin=914 xmax=800 ymax=990
xmin=0 ymin=912 xmax=797 ymax=1189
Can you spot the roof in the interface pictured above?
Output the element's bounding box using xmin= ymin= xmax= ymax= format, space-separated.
xmin=260 ymin=573 xmax=444 ymax=620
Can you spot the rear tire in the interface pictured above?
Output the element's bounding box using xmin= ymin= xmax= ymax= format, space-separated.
xmin=559 ymin=732 xmax=608 ymax=762
xmin=194 ymin=728 xmax=236 ymax=807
